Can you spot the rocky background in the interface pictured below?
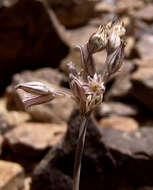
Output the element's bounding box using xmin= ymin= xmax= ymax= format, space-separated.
xmin=0 ymin=0 xmax=153 ymax=189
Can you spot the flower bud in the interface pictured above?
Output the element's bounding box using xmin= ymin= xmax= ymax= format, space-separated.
xmin=107 ymin=19 xmax=126 ymax=52
xmin=106 ymin=40 xmax=125 ymax=75
xmin=87 ymin=25 xmax=108 ymax=54
xmin=16 ymin=82 xmax=52 ymax=95
xmin=16 ymin=82 xmax=65 ymax=110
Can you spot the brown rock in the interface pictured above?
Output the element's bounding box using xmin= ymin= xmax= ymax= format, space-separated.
xmin=0 ymin=136 xmax=3 ymax=155
xmin=130 ymin=67 xmax=153 ymax=111
xmin=28 ymin=96 xmax=75 ymax=123
xmin=0 ymin=110 xmax=31 ymax=133
xmin=124 ymin=36 xmax=135 ymax=57
xmin=94 ymin=1 xmax=116 ymax=13
xmin=0 ymin=0 xmax=68 ymax=90
xmin=136 ymin=34 xmax=153 ymax=59
xmin=65 ymin=24 xmax=97 ymax=46
xmin=133 ymin=4 xmax=153 ymax=21
xmin=104 ymin=59 xmax=135 ymax=101
xmin=0 ymin=98 xmax=30 ymax=133
xmin=106 ymin=74 xmax=132 ymax=100
xmin=99 ymin=116 xmax=138 ymax=131
xmin=95 ymin=102 xmax=137 ymax=118
xmin=0 ymin=160 xmax=24 ymax=190
xmin=4 ymin=122 xmax=67 ymax=157
xmin=0 ymin=0 xmax=18 ymax=7
xmin=22 ymin=177 xmax=31 ymax=190
xmin=47 ymin=0 xmax=96 ymax=28
xmin=133 ymin=58 xmax=153 ymax=68
xmin=31 ymin=110 xmax=153 ymax=190
xmin=116 ymin=0 xmax=144 ymax=11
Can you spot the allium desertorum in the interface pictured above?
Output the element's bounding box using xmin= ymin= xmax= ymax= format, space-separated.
xmin=16 ymin=18 xmax=126 ymax=190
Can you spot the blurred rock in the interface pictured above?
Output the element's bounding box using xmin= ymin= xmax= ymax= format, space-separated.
xmin=47 ymin=0 xmax=96 ymax=28
xmin=3 ymin=122 xmax=67 ymax=158
xmin=133 ymin=58 xmax=153 ymax=68
xmin=99 ymin=116 xmax=138 ymax=131
xmin=133 ymin=4 xmax=153 ymax=22
xmin=106 ymin=75 xmax=132 ymax=100
xmin=94 ymin=1 xmax=116 ymax=13
xmin=6 ymin=68 xmax=66 ymax=97
xmin=0 ymin=98 xmax=30 ymax=134
xmin=31 ymin=110 xmax=153 ymax=190
xmin=0 ymin=160 xmax=24 ymax=190
xmin=124 ymin=36 xmax=135 ymax=58
xmin=130 ymin=67 xmax=153 ymax=111
xmin=116 ymin=0 xmax=144 ymax=12
xmin=137 ymin=187 xmax=153 ymax=190
xmin=28 ymin=96 xmax=75 ymax=123
xmin=14 ymin=67 xmax=66 ymax=86
xmin=32 ymin=163 xmax=72 ymax=190
xmin=102 ymin=126 xmax=153 ymax=160
xmin=0 ymin=0 xmax=18 ymax=7
xmin=0 ymin=110 xmax=31 ymax=133
xmin=0 ymin=135 xmax=3 ymax=155
xmin=22 ymin=177 xmax=31 ymax=190
xmin=104 ymin=59 xmax=135 ymax=101
xmin=95 ymin=102 xmax=137 ymax=118
xmin=136 ymin=34 xmax=153 ymax=59
xmin=0 ymin=0 xmax=68 ymax=90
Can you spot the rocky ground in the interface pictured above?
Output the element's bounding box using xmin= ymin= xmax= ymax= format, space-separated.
xmin=0 ymin=0 xmax=153 ymax=189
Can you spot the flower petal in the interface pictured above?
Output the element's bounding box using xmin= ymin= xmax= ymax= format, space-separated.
xmin=16 ymin=82 xmax=51 ymax=95
xmin=22 ymin=93 xmax=54 ymax=110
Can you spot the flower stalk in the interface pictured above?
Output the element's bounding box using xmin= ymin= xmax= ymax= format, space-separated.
xmin=73 ymin=116 xmax=89 ymax=190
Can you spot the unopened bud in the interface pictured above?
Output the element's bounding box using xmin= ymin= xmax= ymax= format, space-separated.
xmin=106 ymin=40 xmax=125 ymax=75
xmin=107 ymin=19 xmax=126 ymax=51
xmin=87 ymin=25 xmax=108 ymax=54
xmin=16 ymin=82 xmax=65 ymax=109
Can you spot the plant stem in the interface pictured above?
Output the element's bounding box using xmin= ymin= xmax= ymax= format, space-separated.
xmin=72 ymin=116 xmax=88 ymax=190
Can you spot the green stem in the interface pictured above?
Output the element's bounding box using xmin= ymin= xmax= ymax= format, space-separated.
xmin=72 ymin=116 xmax=88 ymax=190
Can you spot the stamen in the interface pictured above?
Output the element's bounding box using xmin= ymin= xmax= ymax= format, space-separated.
xmin=89 ymin=82 xmax=101 ymax=92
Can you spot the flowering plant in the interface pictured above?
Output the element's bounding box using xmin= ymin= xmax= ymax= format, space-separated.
xmin=16 ymin=18 xmax=126 ymax=190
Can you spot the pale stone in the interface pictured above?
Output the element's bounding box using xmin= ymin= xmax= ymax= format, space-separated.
xmin=0 ymin=160 xmax=24 ymax=190
xmin=100 ymin=116 xmax=138 ymax=131
xmin=4 ymin=122 xmax=67 ymax=157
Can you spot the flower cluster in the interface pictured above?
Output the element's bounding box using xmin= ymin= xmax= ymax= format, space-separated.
xmin=16 ymin=18 xmax=126 ymax=116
